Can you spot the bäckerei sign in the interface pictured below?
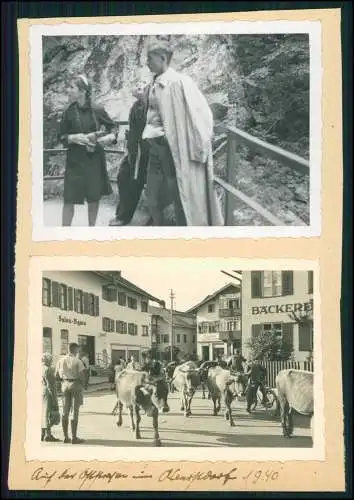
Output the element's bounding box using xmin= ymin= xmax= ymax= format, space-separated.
xmin=251 ymin=300 xmax=313 ymax=315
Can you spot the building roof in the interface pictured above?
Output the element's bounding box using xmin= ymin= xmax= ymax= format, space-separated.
xmin=185 ymin=282 xmax=241 ymax=314
xmin=91 ymin=271 xmax=165 ymax=306
xmin=149 ymin=305 xmax=196 ymax=328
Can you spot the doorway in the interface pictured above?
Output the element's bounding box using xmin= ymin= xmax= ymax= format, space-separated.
xmin=78 ymin=335 xmax=95 ymax=365
xmin=201 ymin=345 xmax=209 ymax=361
xmin=111 ymin=349 xmax=126 ymax=365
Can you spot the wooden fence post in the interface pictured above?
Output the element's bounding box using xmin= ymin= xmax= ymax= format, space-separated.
xmin=225 ymin=132 xmax=238 ymax=225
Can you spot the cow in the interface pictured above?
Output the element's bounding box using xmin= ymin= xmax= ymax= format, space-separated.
xmin=198 ymin=361 xmax=218 ymax=399
xmin=275 ymin=369 xmax=314 ymax=438
xmin=207 ymin=366 xmax=245 ymax=427
xmin=114 ymin=368 xmax=170 ymax=446
xmin=165 ymin=361 xmax=178 ymax=393
xmin=171 ymin=361 xmax=201 ymax=417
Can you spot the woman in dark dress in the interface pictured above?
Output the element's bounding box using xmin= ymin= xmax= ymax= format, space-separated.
xmin=59 ymin=75 xmax=118 ymax=226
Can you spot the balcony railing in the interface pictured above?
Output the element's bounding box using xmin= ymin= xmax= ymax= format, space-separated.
xmin=219 ymin=330 xmax=242 ymax=342
xmin=219 ymin=308 xmax=241 ymax=318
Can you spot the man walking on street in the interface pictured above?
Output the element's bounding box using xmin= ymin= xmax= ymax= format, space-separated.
xmin=56 ymin=343 xmax=86 ymax=444
xmin=141 ymin=41 xmax=224 ymax=226
xmin=245 ymin=357 xmax=269 ymax=413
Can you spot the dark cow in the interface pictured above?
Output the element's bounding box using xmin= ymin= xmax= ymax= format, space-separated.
xmin=276 ymin=369 xmax=314 ymax=438
xmin=198 ymin=361 xmax=218 ymax=399
xmin=172 ymin=361 xmax=201 ymax=417
xmin=207 ymin=366 xmax=244 ymax=426
xmin=114 ymin=369 xmax=170 ymax=446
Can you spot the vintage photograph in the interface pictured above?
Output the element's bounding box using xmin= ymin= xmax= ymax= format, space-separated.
xmin=30 ymin=20 xmax=321 ymax=239
xmin=31 ymin=262 xmax=318 ymax=457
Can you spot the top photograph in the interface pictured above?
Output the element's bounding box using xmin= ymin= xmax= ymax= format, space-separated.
xmin=29 ymin=20 xmax=322 ymax=240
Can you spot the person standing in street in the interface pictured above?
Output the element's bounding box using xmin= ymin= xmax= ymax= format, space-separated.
xmin=41 ymin=353 xmax=60 ymax=442
xmin=79 ymin=349 xmax=90 ymax=390
xmin=141 ymin=41 xmax=224 ymax=226
xmin=56 ymin=343 xmax=86 ymax=444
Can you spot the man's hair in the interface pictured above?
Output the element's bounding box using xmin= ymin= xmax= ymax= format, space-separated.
xmin=147 ymin=41 xmax=174 ymax=64
xmin=69 ymin=342 xmax=79 ymax=353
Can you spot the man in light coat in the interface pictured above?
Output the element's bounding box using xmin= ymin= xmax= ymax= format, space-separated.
xmin=141 ymin=41 xmax=224 ymax=226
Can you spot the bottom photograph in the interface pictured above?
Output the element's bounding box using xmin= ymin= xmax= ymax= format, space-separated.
xmin=38 ymin=263 xmax=316 ymax=451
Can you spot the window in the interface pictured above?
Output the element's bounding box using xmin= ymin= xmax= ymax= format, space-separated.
xmin=299 ymin=322 xmax=313 ymax=351
xmin=94 ymin=296 xmax=99 ymax=316
xmin=118 ymin=292 xmax=127 ymax=306
xmin=251 ymin=271 xmax=293 ymax=298
xmin=116 ymin=320 xmax=127 ymax=334
xmin=225 ymin=319 xmax=241 ymax=331
xmin=59 ymin=284 xmax=68 ymax=310
xmin=151 ymin=315 xmax=158 ymax=325
xmin=263 ymin=271 xmax=282 ymax=297
xmin=142 ymin=325 xmax=149 ymax=337
xmin=51 ymin=281 xmax=60 ymax=307
xmin=43 ymin=327 xmax=52 ymax=354
xmin=156 ymin=334 xmax=161 ymax=344
xmin=60 ymin=329 xmax=69 ymax=355
xmin=74 ymin=289 xmax=84 ymax=313
xmin=256 ymin=322 xmax=294 ymax=348
xmin=141 ymin=301 xmax=148 ymax=312
xmin=176 ymin=334 xmax=181 ymax=343
xmin=128 ymin=323 xmax=138 ymax=336
xmin=183 ymin=334 xmax=187 ymax=343
xmin=88 ymin=294 xmax=95 ymax=316
xmin=192 ymin=335 xmax=196 ymax=344
xmin=102 ymin=286 xmax=117 ymax=302
xmin=103 ymin=317 xmax=115 ymax=332
xmin=42 ymin=278 xmax=51 ymax=306
xmin=308 ymin=271 xmax=314 ymax=294
xmin=128 ymin=297 xmax=138 ymax=310
xmin=163 ymin=334 xmax=169 ymax=343
xmin=207 ymin=303 xmax=215 ymax=313
xmin=68 ymin=287 xmax=74 ymax=311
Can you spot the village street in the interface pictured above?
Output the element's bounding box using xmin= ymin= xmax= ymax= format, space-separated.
xmin=45 ymin=388 xmax=312 ymax=448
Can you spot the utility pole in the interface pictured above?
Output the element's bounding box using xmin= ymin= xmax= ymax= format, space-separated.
xmin=170 ymin=289 xmax=175 ymax=362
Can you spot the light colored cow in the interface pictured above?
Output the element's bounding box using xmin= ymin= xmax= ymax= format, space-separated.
xmin=114 ymin=369 xmax=170 ymax=446
xmin=207 ymin=366 xmax=244 ymax=426
xmin=171 ymin=361 xmax=201 ymax=417
xmin=276 ymin=369 xmax=314 ymax=438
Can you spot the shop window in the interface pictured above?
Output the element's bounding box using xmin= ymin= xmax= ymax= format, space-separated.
xmin=141 ymin=301 xmax=148 ymax=312
xmin=60 ymin=329 xmax=69 ymax=355
xmin=43 ymin=327 xmax=52 ymax=355
xmin=118 ymin=292 xmax=127 ymax=306
xmin=42 ymin=278 xmax=51 ymax=306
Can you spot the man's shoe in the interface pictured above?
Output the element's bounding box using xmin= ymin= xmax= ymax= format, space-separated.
xmin=109 ymin=218 xmax=128 ymax=227
xmin=72 ymin=437 xmax=85 ymax=444
xmin=63 ymin=437 xmax=71 ymax=444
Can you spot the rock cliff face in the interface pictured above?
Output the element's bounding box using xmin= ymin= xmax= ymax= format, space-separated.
xmin=43 ymin=35 xmax=232 ymax=148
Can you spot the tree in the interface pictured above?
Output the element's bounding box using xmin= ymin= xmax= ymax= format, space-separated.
xmin=246 ymin=329 xmax=293 ymax=361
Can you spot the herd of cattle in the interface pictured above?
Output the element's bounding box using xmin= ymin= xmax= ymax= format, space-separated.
xmin=111 ymin=360 xmax=314 ymax=446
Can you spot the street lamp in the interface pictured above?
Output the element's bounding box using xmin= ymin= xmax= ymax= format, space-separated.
xmin=170 ymin=289 xmax=175 ymax=362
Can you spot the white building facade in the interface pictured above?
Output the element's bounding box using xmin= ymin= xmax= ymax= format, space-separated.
xmin=187 ymin=284 xmax=242 ymax=361
xmin=42 ymin=271 xmax=164 ymax=367
xmin=241 ymin=270 xmax=314 ymax=362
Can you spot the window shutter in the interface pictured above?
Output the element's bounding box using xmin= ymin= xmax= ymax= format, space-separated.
xmin=94 ymin=296 xmax=99 ymax=316
xmin=68 ymin=287 xmax=73 ymax=311
xmin=83 ymin=292 xmax=89 ymax=314
xmin=282 ymin=323 xmax=294 ymax=347
xmin=308 ymin=271 xmax=314 ymax=294
xmin=251 ymin=324 xmax=262 ymax=338
xmin=282 ymin=271 xmax=294 ymax=296
xmin=251 ymin=271 xmax=262 ymax=298
xmin=42 ymin=278 xmax=51 ymax=306
xmin=52 ymin=281 xmax=60 ymax=307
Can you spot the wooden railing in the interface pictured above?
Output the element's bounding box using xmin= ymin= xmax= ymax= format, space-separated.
xmin=43 ymin=122 xmax=309 ymax=226
xmin=260 ymin=360 xmax=314 ymax=388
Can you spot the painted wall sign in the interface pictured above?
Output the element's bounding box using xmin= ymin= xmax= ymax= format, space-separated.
xmin=251 ymin=300 xmax=313 ymax=316
xmin=59 ymin=315 xmax=87 ymax=327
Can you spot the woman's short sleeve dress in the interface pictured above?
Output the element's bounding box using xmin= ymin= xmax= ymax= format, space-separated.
xmin=59 ymin=103 xmax=117 ymax=204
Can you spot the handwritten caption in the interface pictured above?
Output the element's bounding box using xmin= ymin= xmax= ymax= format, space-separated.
xmin=31 ymin=466 xmax=283 ymax=490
